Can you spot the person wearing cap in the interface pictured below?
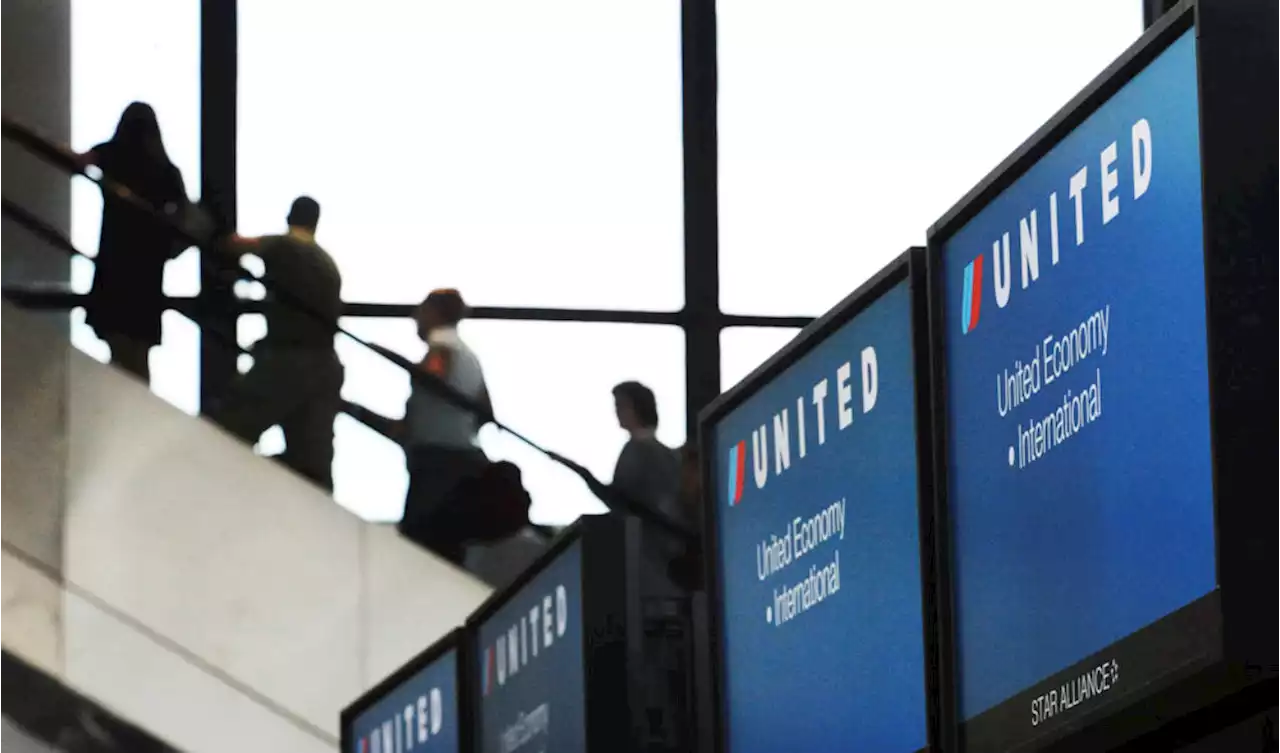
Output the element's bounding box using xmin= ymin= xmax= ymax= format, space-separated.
xmin=210 ymin=196 xmax=344 ymax=491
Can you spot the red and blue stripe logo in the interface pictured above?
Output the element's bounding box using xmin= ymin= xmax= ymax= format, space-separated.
xmin=726 ymin=440 xmax=746 ymax=507
xmin=961 ymin=253 xmax=984 ymax=334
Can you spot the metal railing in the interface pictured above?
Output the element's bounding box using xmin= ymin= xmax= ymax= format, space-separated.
xmin=1 ymin=114 xmax=694 ymax=540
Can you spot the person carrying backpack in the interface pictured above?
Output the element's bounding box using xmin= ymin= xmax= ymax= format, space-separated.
xmin=348 ymin=289 xmax=527 ymax=564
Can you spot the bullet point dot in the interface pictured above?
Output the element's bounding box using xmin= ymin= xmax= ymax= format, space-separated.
xmin=765 ymin=606 xmax=773 ymax=624
xmin=1008 ymin=447 xmax=1016 ymax=466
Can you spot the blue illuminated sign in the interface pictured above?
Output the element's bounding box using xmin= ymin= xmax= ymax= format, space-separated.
xmin=937 ymin=29 xmax=1215 ymax=722
xmin=711 ymin=278 xmax=928 ymax=753
xmin=348 ymin=649 xmax=459 ymax=753
xmin=476 ymin=540 xmax=585 ymax=753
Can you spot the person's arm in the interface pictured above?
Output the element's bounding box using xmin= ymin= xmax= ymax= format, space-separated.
xmin=611 ymin=441 xmax=643 ymax=499
xmin=341 ymin=399 xmax=406 ymax=443
xmin=162 ymin=165 xmax=191 ymax=223
xmin=74 ymin=143 xmax=106 ymax=171
xmin=548 ymin=450 xmax=615 ymax=509
xmin=162 ymin=166 xmax=199 ymax=257
xmin=420 ymin=346 xmax=454 ymax=382
xmin=227 ymin=234 xmax=263 ymax=252
xmin=218 ymin=234 xmax=269 ymax=272
xmin=477 ymin=384 xmax=495 ymax=424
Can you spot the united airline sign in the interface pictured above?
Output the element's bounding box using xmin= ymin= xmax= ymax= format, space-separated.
xmin=481 ymin=584 xmax=570 ymax=696
xmin=960 ymin=118 xmax=1153 ymax=334
xmin=357 ymin=688 xmax=445 ymax=753
xmin=727 ymin=346 xmax=880 ymax=508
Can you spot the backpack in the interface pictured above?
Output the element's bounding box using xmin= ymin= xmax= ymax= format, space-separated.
xmin=454 ymin=460 xmax=533 ymax=543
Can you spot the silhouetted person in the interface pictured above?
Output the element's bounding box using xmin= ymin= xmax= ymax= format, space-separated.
xmin=345 ymin=290 xmax=537 ymax=564
xmin=398 ymin=289 xmax=493 ymax=561
xmin=611 ymin=381 xmax=686 ymax=598
xmin=80 ymin=102 xmax=188 ymax=382
xmin=612 ymin=381 xmax=681 ymax=523
xmin=548 ymin=382 xmax=685 ymax=531
xmin=211 ymin=196 xmax=344 ymax=491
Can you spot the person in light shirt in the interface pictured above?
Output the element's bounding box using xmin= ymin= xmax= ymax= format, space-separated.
xmin=396 ymin=289 xmax=494 ymax=562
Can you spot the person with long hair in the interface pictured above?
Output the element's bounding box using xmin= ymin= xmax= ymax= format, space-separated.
xmin=80 ymin=102 xmax=189 ymax=382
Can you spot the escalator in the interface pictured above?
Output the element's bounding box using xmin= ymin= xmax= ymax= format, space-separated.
xmin=3 ymin=651 xmax=180 ymax=753
xmin=2 ymin=297 xmax=493 ymax=752
xmin=0 ymin=97 xmax=698 ymax=751
xmin=0 ymin=111 xmax=675 ymax=752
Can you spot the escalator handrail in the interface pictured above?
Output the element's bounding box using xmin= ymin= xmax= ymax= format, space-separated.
xmin=2 ymin=115 xmax=510 ymax=440
xmin=1 ymin=115 xmax=695 ymax=541
xmin=1 ymin=197 xmax=403 ymax=437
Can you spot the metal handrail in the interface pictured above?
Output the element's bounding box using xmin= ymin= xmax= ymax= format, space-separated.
xmin=1 ymin=114 xmax=695 ymax=540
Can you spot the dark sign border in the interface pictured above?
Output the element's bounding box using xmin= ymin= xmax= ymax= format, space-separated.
xmin=924 ymin=2 xmax=1277 ymax=751
xmin=697 ymin=248 xmax=941 ymax=753
xmin=463 ymin=514 xmax=640 ymax=753
xmin=339 ymin=627 xmax=472 ymax=753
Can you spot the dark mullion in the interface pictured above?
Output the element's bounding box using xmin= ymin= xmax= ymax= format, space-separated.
xmin=1143 ymin=0 xmax=1178 ymax=29
xmin=198 ymin=0 xmax=239 ymax=414
xmin=0 ymin=289 xmax=199 ymax=315
xmin=342 ymin=302 xmax=682 ymax=325
xmin=722 ymin=314 xmax=814 ymax=329
xmin=2 ymin=287 xmax=817 ymax=331
xmin=680 ymin=0 xmax=722 ymax=439
xmin=346 ymin=303 xmax=814 ymax=330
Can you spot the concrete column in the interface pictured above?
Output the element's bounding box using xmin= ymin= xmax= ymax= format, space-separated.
xmin=1 ymin=0 xmax=72 ymax=677
xmin=2 ymin=0 xmax=72 ymax=288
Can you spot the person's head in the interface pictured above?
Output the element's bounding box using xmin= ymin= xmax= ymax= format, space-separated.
xmin=416 ymin=288 xmax=468 ymax=340
xmin=612 ymin=381 xmax=659 ymax=434
xmin=111 ymin=102 xmax=168 ymax=162
xmin=286 ymin=196 xmax=321 ymax=235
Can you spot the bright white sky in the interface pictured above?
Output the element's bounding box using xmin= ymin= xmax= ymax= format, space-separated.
xmin=68 ymin=0 xmax=1140 ymax=525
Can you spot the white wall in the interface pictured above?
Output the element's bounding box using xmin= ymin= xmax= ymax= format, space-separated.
xmin=1 ymin=305 xmax=69 ymax=572
xmin=2 ymin=302 xmax=493 ymax=751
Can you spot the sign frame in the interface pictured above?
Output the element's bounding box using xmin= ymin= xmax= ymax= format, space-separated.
xmin=696 ymin=248 xmax=941 ymax=753
xmin=925 ymin=2 xmax=1277 ymax=751
xmin=339 ymin=627 xmax=472 ymax=753
xmin=464 ymin=513 xmax=643 ymax=753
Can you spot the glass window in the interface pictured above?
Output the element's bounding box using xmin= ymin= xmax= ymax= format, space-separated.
xmin=721 ymin=326 xmax=802 ymax=392
xmin=149 ymin=311 xmax=200 ymax=415
xmin=70 ymin=0 xmax=201 ymax=411
xmin=69 ymin=307 xmax=110 ymax=363
xmin=333 ymin=318 xmax=686 ymax=525
xmin=237 ymin=313 xmax=267 ymax=351
xmin=330 ymin=318 xmax=422 ymax=521
xmin=717 ymin=0 xmax=1142 ymax=317
xmin=238 ymin=0 xmax=684 ymax=310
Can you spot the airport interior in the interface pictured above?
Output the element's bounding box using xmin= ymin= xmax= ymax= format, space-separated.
xmin=1 ymin=0 xmax=1275 ymax=751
